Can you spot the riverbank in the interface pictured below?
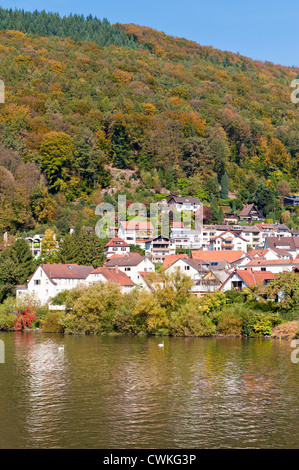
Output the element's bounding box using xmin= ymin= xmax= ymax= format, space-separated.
xmin=1 ymin=272 xmax=298 ymax=339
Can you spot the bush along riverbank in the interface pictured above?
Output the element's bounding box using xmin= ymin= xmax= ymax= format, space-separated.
xmin=0 ymin=271 xmax=299 ymax=339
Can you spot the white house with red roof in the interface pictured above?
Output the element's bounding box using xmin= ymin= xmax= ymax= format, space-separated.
xmin=85 ymin=266 xmax=135 ymax=292
xmin=209 ymin=230 xmax=248 ymax=252
xmin=16 ymin=263 xmax=94 ymax=305
xmin=238 ymin=258 xmax=299 ymax=273
xmin=104 ymin=252 xmax=155 ymax=284
xmin=220 ymin=269 xmax=276 ymax=292
xmin=104 ymin=237 xmax=130 ymax=258
xmin=118 ymin=220 xmax=154 ymax=248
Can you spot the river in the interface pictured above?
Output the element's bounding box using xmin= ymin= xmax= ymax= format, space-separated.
xmin=0 ymin=331 xmax=298 ymax=449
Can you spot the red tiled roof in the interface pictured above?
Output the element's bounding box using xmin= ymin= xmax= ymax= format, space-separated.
xmin=248 ymin=249 xmax=268 ymax=258
xmin=104 ymin=252 xmax=145 ymax=267
xmin=41 ymin=263 xmax=94 ymax=280
xmin=119 ymin=221 xmax=154 ymax=230
xmin=91 ymin=267 xmax=135 ymax=286
xmin=191 ymin=250 xmax=245 ymax=263
xmin=211 ymin=230 xmax=247 ymax=242
xmin=236 ymin=269 xmax=276 ymax=286
xmin=239 ymin=204 xmax=255 ymax=217
xmin=105 ymin=237 xmax=130 ymax=248
xmin=246 ymin=259 xmax=299 ymax=266
xmin=162 ymin=253 xmax=189 ymax=268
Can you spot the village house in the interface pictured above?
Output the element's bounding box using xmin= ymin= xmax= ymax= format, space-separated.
xmin=118 ymin=220 xmax=154 ymax=248
xmin=16 ymin=263 xmax=94 ymax=306
xmin=25 ymin=234 xmax=46 ymax=258
xmin=191 ymin=249 xmax=247 ymax=265
xmin=264 ymin=236 xmax=299 ymax=259
xmin=239 ymin=203 xmax=263 ymax=222
xmin=283 ymin=195 xmax=299 ymax=207
xmin=167 ymin=195 xmax=201 ymax=213
xmin=104 ymin=252 xmax=155 ymax=284
xmin=220 ymin=269 xmax=276 ymax=292
xmin=209 ymin=230 xmax=248 ymax=252
xmin=144 ymin=235 xmax=176 ymax=264
xmin=162 ymin=253 xmax=190 ymax=269
xmin=170 ymin=228 xmax=202 ymax=250
xmin=238 ymin=258 xmax=299 ymax=273
xmin=190 ymin=270 xmax=230 ymax=297
xmin=165 ymin=257 xmax=209 ymax=282
xmin=104 ymin=237 xmax=130 ymax=258
xmin=85 ymin=266 xmax=135 ymax=293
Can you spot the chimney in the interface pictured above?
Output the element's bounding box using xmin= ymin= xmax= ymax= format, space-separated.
xmin=115 ymin=265 xmax=119 ymax=274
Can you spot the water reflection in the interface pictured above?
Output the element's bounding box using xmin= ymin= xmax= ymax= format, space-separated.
xmin=0 ymin=333 xmax=298 ymax=449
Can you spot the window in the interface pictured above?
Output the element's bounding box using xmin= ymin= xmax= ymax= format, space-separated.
xmin=124 ymin=267 xmax=131 ymax=271
xmin=34 ymin=280 xmax=41 ymax=285
xmin=184 ymin=266 xmax=190 ymax=270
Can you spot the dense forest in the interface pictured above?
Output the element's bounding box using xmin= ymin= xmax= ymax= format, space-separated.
xmin=0 ymin=8 xmax=298 ymax=239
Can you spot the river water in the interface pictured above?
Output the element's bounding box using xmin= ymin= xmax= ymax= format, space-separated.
xmin=0 ymin=331 xmax=298 ymax=449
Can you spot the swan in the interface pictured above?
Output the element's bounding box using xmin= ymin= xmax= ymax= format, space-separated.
xmin=58 ymin=345 xmax=64 ymax=351
xmin=158 ymin=341 xmax=164 ymax=348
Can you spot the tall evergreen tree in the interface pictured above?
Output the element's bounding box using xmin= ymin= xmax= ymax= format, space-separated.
xmin=220 ymin=173 xmax=229 ymax=199
xmin=9 ymin=238 xmax=34 ymax=284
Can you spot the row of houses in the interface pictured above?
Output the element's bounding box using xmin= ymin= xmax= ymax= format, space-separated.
xmin=111 ymin=220 xmax=298 ymax=263
xmin=16 ymin=253 xmax=156 ymax=305
xmin=17 ymin=237 xmax=299 ymax=306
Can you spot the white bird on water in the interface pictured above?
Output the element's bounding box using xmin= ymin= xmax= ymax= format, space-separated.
xmin=58 ymin=345 xmax=64 ymax=351
xmin=158 ymin=341 xmax=164 ymax=348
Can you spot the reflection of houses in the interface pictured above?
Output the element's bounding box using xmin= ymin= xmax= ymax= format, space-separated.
xmin=25 ymin=234 xmax=46 ymax=258
xmin=104 ymin=237 xmax=130 ymax=258
xmin=239 ymin=203 xmax=263 ymax=222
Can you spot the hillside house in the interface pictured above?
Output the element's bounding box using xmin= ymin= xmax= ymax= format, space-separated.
xmin=209 ymin=230 xmax=248 ymax=252
xmin=104 ymin=252 xmax=155 ymax=284
xmin=167 ymin=195 xmax=201 ymax=213
xmin=239 ymin=203 xmax=263 ymax=222
xmin=118 ymin=221 xmax=154 ymax=248
xmin=104 ymin=237 xmax=130 ymax=258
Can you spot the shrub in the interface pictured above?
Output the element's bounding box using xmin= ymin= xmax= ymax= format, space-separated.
xmin=170 ymin=299 xmax=216 ymax=336
xmin=216 ymin=312 xmax=243 ymax=336
xmin=13 ymin=307 xmax=37 ymax=330
xmin=240 ymin=310 xmax=281 ymax=337
xmin=0 ymin=297 xmax=16 ymax=331
xmin=40 ymin=312 xmax=64 ymax=333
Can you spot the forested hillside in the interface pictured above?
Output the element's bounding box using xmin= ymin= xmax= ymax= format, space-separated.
xmin=0 ymin=9 xmax=298 ymax=237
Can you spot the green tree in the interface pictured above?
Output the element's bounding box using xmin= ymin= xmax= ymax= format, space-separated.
xmin=9 ymin=238 xmax=34 ymax=284
xmin=220 ymin=173 xmax=229 ymax=199
xmin=40 ymin=131 xmax=75 ymax=193
xmin=0 ymin=252 xmax=19 ymax=302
